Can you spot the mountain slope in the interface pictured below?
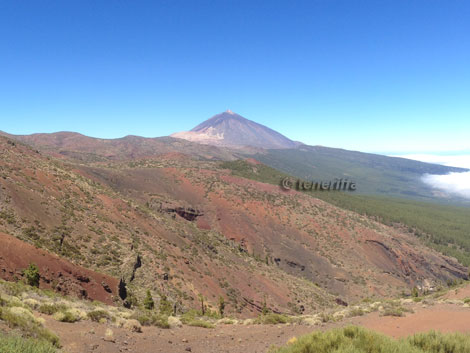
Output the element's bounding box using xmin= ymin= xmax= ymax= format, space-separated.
xmin=221 ymin=159 xmax=470 ymax=266
xmin=1 ymin=134 xmax=467 ymax=318
xmin=170 ymin=112 xmax=468 ymax=202
xmin=246 ymin=145 xmax=468 ymax=202
xmin=171 ymin=110 xmax=299 ymax=149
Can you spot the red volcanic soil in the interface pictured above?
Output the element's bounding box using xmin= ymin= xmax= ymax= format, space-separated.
xmin=0 ymin=232 xmax=118 ymax=305
xmin=245 ymin=158 xmax=262 ymax=165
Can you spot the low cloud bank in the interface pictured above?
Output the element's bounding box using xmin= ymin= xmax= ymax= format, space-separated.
xmin=391 ymin=154 xmax=470 ymax=169
xmin=422 ymin=172 xmax=470 ymax=199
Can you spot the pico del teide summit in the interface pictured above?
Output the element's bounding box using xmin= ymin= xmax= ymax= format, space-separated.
xmin=171 ymin=110 xmax=300 ymax=149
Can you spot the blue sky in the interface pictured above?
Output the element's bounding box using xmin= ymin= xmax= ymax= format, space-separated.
xmin=0 ymin=0 xmax=469 ymax=154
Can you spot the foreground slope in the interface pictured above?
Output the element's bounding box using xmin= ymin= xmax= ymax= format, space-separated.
xmin=3 ymin=278 xmax=470 ymax=353
xmin=0 ymin=135 xmax=467 ymax=317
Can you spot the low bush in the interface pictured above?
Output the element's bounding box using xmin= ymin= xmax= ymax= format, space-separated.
xmin=131 ymin=311 xmax=170 ymax=329
xmin=123 ymin=319 xmax=142 ymax=333
xmin=254 ymin=313 xmax=291 ymax=325
xmin=87 ymin=309 xmax=111 ymax=322
xmin=0 ymin=334 xmax=57 ymax=353
xmin=319 ymin=312 xmax=334 ymax=323
xmin=53 ymin=310 xmax=80 ymax=323
xmin=347 ymin=307 xmax=365 ymax=317
xmin=180 ymin=309 xmax=214 ymax=328
xmin=381 ymin=301 xmax=413 ymax=317
xmin=408 ymin=330 xmax=470 ymax=353
xmin=270 ymin=326 xmax=470 ymax=353
xmin=183 ymin=319 xmax=215 ymax=328
xmin=0 ymin=307 xmax=60 ymax=347
xmin=38 ymin=304 xmax=67 ymax=316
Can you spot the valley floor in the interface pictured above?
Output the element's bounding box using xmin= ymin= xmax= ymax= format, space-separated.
xmin=40 ymin=287 xmax=470 ymax=353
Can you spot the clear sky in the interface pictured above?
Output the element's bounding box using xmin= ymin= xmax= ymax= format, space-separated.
xmin=1 ymin=0 xmax=469 ymax=154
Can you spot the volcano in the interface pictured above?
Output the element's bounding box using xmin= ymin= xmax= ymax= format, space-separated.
xmin=171 ymin=110 xmax=300 ymax=149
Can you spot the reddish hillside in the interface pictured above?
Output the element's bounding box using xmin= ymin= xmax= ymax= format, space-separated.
xmin=0 ymin=134 xmax=467 ymax=317
xmin=0 ymin=131 xmax=239 ymax=161
xmin=0 ymin=231 xmax=117 ymax=305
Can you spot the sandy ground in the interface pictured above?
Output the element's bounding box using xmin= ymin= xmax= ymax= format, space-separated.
xmin=43 ymin=317 xmax=316 ymax=353
xmin=39 ymin=297 xmax=470 ymax=353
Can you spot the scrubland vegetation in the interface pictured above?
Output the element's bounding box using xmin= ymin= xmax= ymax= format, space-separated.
xmin=270 ymin=326 xmax=470 ymax=353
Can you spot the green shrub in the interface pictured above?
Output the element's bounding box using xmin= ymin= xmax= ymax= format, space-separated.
xmin=54 ymin=310 xmax=80 ymax=323
xmin=347 ymin=307 xmax=365 ymax=317
xmin=270 ymin=326 xmax=470 ymax=353
xmin=158 ymin=294 xmax=172 ymax=316
xmin=87 ymin=309 xmax=111 ymax=322
xmin=143 ymin=290 xmax=154 ymax=310
xmin=382 ymin=307 xmax=405 ymax=317
xmin=262 ymin=296 xmax=269 ymax=315
xmin=408 ymin=330 xmax=470 ymax=353
xmin=463 ymin=297 xmax=470 ymax=304
xmin=131 ymin=311 xmax=170 ymax=329
xmin=23 ymin=264 xmax=40 ymax=288
xmin=218 ymin=296 xmax=225 ymax=317
xmin=319 ymin=312 xmax=334 ymax=323
xmin=0 ymin=307 xmax=60 ymax=347
xmin=254 ymin=313 xmax=291 ymax=325
xmin=0 ymin=280 xmax=27 ymax=297
xmin=184 ymin=319 xmax=214 ymax=328
xmin=0 ymin=334 xmax=57 ymax=353
xmin=180 ymin=309 xmax=214 ymax=328
xmin=382 ymin=306 xmax=412 ymax=317
xmin=38 ymin=304 xmax=67 ymax=316
xmin=381 ymin=301 xmax=413 ymax=317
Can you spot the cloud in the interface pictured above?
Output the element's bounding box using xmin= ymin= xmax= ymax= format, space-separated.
xmin=390 ymin=154 xmax=470 ymax=169
xmin=422 ymin=172 xmax=470 ymax=199
xmin=390 ymin=153 xmax=470 ymax=199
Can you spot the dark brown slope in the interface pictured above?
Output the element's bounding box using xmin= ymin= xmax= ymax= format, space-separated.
xmin=0 ymin=231 xmax=117 ymax=305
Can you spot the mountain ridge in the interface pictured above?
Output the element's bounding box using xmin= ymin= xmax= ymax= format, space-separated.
xmin=2 ymin=112 xmax=468 ymax=202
